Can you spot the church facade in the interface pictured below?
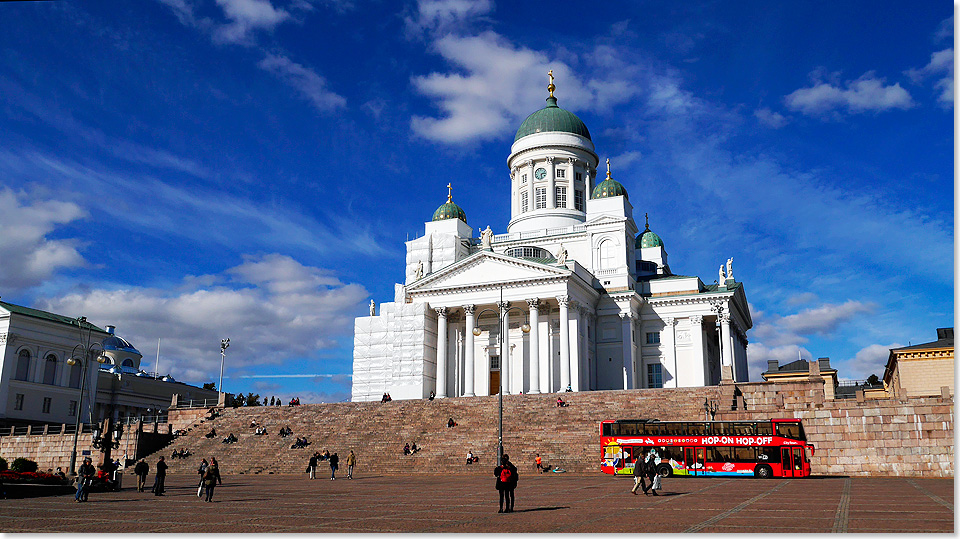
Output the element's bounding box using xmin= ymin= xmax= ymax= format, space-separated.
xmin=352 ymin=75 xmax=752 ymax=401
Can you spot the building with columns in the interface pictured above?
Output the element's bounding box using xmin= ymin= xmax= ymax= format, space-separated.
xmin=352 ymin=74 xmax=752 ymax=401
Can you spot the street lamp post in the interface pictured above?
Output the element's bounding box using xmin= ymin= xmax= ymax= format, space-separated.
xmin=219 ymin=338 xmax=230 ymax=398
xmin=67 ymin=316 xmax=107 ymax=475
xmin=471 ymin=289 xmax=530 ymax=463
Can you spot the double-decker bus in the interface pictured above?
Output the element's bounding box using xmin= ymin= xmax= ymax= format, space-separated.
xmin=600 ymin=418 xmax=814 ymax=478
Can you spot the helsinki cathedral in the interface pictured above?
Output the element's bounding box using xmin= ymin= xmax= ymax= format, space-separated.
xmin=352 ymin=73 xmax=752 ymax=401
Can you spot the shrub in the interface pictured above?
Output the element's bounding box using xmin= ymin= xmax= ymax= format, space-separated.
xmin=11 ymin=457 xmax=38 ymax=473
xmin=0 ymin=456 xmax=7 ymax=472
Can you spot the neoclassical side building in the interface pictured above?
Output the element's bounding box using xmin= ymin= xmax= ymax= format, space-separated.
xmin=352 ymin=75 xmax=752 ymax=401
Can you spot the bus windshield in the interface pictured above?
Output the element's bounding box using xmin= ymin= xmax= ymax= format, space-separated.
xmin=774 ymin=421 xmax=805 ymax=441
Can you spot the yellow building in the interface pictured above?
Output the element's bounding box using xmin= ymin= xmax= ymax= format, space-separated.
xmin=761 ymin=358 xmax=838 ymax=400
xmin=883 ymin=328 xmax=954 ymax=398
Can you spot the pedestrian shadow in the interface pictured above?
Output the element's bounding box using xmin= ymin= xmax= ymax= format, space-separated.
xmin=513 ymin=506 xmax=569 ymax=513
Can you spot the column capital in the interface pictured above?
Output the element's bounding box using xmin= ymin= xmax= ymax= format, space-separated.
xmin=435 ymin=307 xmax=447 ymax=317
xmin=497 ymin=301 xmax=510 ymax=311
xmin=545 ymin=156 xmax=555 ymax=164
xmin=463 ymin=304 xmax=475 ymax=315
xmin=664 ymin=317 xmax=677 ymax=326
xmin=619 ymin=312 xmax=632 ymax=320
xmin=557 ymin=295 xmax=570 ymax=307
xmin=690 ymin=314 xmax=703 ymax=324
xmin=720 ymin=313 xmax=731 ymax=324
xmin=526 ymin=298 xmax=540 ymax=310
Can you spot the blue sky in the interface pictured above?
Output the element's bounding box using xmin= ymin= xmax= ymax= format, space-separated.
xmin=0 ymin=0 xmax=953 ymax=403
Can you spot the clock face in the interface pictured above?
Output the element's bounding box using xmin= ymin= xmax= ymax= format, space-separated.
xmin=534 ymin=167 xmax=547 ymax=180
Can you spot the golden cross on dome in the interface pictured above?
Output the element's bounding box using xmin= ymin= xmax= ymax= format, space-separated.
xmin=606 ymin=158 xmax=611 ymax=178
xmin=645 ymin=212 xmax=650 ymax=229
xmin=547 ymin=69 xmax=555 ymax=97
xmin=447 ymin=183 xmax=453 ymax=202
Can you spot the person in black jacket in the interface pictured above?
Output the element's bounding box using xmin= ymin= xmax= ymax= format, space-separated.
xmin=493 ymin=454 xmax=519 ymax=513
xmin=75 ymin=457 xmax=96 ymax=502
xmin=308 ymin=453 xmax=318 ymax=480
xmin=645 ymin=455 xmax=659 ymax=496
xmin=630 ymin=451 xmax=647 ymax=495
xmin=151 ymin=456 xmax=168 ymax=496
xmin=134 ymin=459 xmax=150 ymax=492
xmin=203 ymin=458 xmax=222 ymax=502
xmin=329 ymin=452 xmax=339 ymax=480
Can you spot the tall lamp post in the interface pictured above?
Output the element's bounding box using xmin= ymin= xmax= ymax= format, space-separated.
xmin=67 ymin=316 xmax=107 ymax=475
xmin=219 ymin=338 xmax=230 ymax=398
xmin=471 ymin=289 xmax=530 ymax=463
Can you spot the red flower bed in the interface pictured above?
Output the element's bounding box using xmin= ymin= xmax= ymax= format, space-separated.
xmin=0 ymin=470 xmax=68 ymax=485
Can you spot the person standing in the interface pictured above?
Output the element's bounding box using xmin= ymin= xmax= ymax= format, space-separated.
xmin=631 ymin=452 xmax=647 ymax=495
xmin=494 ymin=454 xmax=519 ymax=513
xmin=134 ymin=459 xmax=150 ymax=493
xmin=535 ymin=454 xmax=543 ymax=474
xmin=346 ymin=450 xmax=356 ymax=479
xmin=196 ymin=458 xmax=209 ymax=497
xmin=329 ymin=452 xmax=339 ymax=480
xmin=75 ymin=457 xmax=96 ymax=502
xmin=203 ymin=458 xmax=222 ymax=502
xmin=308 ymin=453 xmax=318 ymax=480
xmin=645 ymin=454 xmax=659 ymax=496
xmin=151 ymin=456 xmax=167 ymax=496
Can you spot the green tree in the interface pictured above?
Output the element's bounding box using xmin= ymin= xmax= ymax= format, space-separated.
xmin=245 ymin=392 xmax=262 ymax=406
xmin=202 ymin=382 xmax=216 ymax=390
xmin=866 ymin=374 xmax=880 ymax=386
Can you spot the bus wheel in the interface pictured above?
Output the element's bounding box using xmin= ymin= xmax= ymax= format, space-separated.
xmin=656 ymin=464 xmax=672 ymax=478
xmin=755 ymin=465 xmax=773 ymax=479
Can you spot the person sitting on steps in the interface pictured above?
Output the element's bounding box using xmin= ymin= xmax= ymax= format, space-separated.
xmin=205 ymin=428 xmax=217 ymax=439
xmin=556 ymin=397 xmax=568 ymax=407
xmin=447 ymin=417 xmax=458 ymax=428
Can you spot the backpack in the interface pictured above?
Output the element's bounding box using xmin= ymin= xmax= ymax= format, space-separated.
xmin=499 ymin=466 xmax=513 ymax=483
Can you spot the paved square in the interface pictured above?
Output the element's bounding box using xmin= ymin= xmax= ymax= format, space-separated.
xmin=0 ymin=473 xmax=953 ymax=533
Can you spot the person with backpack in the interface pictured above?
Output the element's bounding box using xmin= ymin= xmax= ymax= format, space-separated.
xmin=134 ymin=459 xmax=150 ymax=493
xmin=494 ymin=454 xmax=519 ymax=513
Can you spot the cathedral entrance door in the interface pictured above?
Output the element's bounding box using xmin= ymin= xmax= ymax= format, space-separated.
xmin=490 ymin=356 xmax=500 ymax=395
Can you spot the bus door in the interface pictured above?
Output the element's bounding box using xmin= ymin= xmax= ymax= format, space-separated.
xmin=684 ymin=447 xmax=705 ymax=475
xmin=781 ymin=447 xmax=801 ymax=477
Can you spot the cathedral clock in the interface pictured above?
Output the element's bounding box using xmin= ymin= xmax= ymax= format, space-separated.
xmin=534 ymin=167 xmax=547 ymax=180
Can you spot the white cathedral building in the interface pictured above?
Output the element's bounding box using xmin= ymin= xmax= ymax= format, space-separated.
xmin=352 ymin=75 xmax=751 ymax=401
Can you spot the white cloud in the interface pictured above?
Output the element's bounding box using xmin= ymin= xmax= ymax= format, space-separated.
xmin=843 ymin=343 xmax=901 ymax=380
xmin=405 ymin=0 xmax=494 ymax=36
xmin=906 ymin=48 xmax=954 ymax=104
xmin=610 ymin=150 xmax=643 ymax=169
xmin=784 ymin=72 xmax=914 ymax=116
xmin=258 ymin=53 xmax=346 ymax=112
xmin=779 ymin=300 xmax=876 ymax=335
xmin=39 ymin=254 xmax=367 ymax=385
xmin=213 ymin=0 xmax=291 ymax=44
xmin=745 ymin=342 xmax=813 ymax=383
xmin=785 ymin=292 xmax=818 ymax=306
xmin=0 ymin=189 xmax=87 ymax=292
xmin=754 ymin=107 xmax=788 ymax=128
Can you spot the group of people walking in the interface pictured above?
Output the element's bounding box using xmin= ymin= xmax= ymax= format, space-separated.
xmin=630 ymin=452 xmax=663 ymax=496
xmin=307 ymin=450 xmax=355 ymax=480
xmin=130 ymin=455 xmax=222 ymax=501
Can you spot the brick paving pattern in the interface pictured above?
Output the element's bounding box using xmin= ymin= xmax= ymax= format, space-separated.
xmin=0 ymin=473 xmax=952 ymax=533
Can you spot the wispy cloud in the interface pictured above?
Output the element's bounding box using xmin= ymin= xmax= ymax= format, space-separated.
xmin=258 ymin=53 xmax=346 ymax=111
xmin=754 ymin=107 xmax=788 ymax=128
xmin=404 ymin=0 xmax=494 ymax=38
xmin=213 ymin=0 xmax=291 ymax=44
xmin=906 ymin=48 xmax=954 ymax=105
xmin=232 ymin=373 xmax=352 ymax=378
xmin=39 ymin=253 xmax=368 ymax=385
xmin=784 ymin=71 xmax=914 ymax=117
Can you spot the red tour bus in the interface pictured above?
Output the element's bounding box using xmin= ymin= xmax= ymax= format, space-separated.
xmin=600 ymin=418 xmax=814 ymax=478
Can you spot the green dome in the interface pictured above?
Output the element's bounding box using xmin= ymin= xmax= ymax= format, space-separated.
xmin=515 ymin=96 xmax=591 ymax=142
xmin=432 ymin=201 xmax=467 ymax=223
xmin=636 ymin=214 xmax=663 ymax=248
xmin=591 ymin=178 xmax=628 ymax=200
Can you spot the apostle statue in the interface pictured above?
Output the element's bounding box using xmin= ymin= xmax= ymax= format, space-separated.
xmin=556 ymin=243 xmax=568 ymax=265
xmin=726 ymin=257 xmax=734 ymax=281
xmin=369 ymin=299 xmax=376 ymax=316
xmin=719 ymin=264 xmax=726 ymax=283
xmin=415 ymin=260 xmax=424 ymax=280
xmin=480 ymin=226 xmax=493 ymax=250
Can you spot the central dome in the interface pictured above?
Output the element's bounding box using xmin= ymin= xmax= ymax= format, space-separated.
xmin=515 ymin=95 xmax=591 ymax=142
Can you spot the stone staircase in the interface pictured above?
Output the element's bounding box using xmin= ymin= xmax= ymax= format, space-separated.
xmin=150 ymin=385 xmax=731 ymax=476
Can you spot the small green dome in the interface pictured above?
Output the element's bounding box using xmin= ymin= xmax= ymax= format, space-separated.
xmin=591 ymin=178 xmax=628 ymax=200
xmin=515 ymin=96 xmax=591 ymax=142
xmin=432 ymin=201 xmax=467 ymax=223
xmin=636 ymin=214 xmax=663 ymax=248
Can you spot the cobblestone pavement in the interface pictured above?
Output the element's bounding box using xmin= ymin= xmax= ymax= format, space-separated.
xmin=0 ymin=473 xmax=953 ymax=533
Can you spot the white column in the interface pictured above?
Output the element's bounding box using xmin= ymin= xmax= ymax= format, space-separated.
xmin=499 ymin=301 xmax=510 ymax=395
xmin=547 ymin=156 xmax=556 ymax=208
xmin=526 ymin=299 xmax=540 ymax=394
xmin=558 ymin=295 xmax=571 ymax=391
xmin=463 ymin=305 xmax=476 ymax=396
xmin=568 ymin=302 xmax=581 ymax=391
xmin=435 ymin=307 xmax=448 ymax=398
xmin=663 ymin=317 xmax=677 ymax=388
xmin=527 ymin=160 xmax=536 ymax=212
xmin=620 ymin=312 xmax=635 ymax=389
xmin=584 ymin=166 xmax=592 ymax=201
xmin=509 ymin=170 xmax=518 ymax=217
xmin=720 ymin=313 xmax=733 ymax=382
xmin=690 ymin=315 xmax=706 ymax=385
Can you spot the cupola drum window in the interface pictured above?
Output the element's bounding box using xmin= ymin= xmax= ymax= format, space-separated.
xmin=556 ymin=186 xmax=567 ymax=209
xmin=535 ymin=187 xmax=546 ymax=209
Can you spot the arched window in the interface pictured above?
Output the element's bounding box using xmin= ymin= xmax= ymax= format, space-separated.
xmin=15 ymin=350 xmax=30 ymax=381
xmin=121 ymin=359 xmax=134 ymax=368
xmin=598 ymin=240 xmax=616 ymax=269
xmin=42 ymin=354 xmax=58 ymax=385
xmin=68 ymin=360 xmax=82 ymax=388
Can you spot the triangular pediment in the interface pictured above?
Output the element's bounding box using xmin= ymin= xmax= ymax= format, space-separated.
xmin=408 ymin=251 xmax=569 ymax=292
xmin=584 ymin=214 xmax=628 ymax=226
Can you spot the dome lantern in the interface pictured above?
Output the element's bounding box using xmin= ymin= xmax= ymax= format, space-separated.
xmin=514 ymin=72 xmax=592 ymax=142
xmin=636 ymin=213 xmax=664 ymax=248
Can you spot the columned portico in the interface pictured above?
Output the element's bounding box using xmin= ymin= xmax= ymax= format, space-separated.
xmin=720 ymin=313 xmax=734 ymax=382
xmin=499 ymin=302 xmax=511 ymax=394
xmin=435 ymin=307 xmax=448 ymax=397
xmin=620 ymin=312 xmax=635 ymax=389
xmin=558 ymin=296 xmax=571 ymax=392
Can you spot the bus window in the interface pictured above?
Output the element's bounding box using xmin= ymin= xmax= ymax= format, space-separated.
xmin=732 ymin=423 xmax=754 ymax=435
xmin=646 ymin=423 xmax=664 ymax=436
xmin=758 ymin=447 xmax=781 ymax=463
xmin=602 ymin=423 xmax=612 ymax=436
xmin=686 ymin=423 xmax=708 ymax=435
xmin=621 ymin=422 xmax=637 ymax=435
xmin=734 ymin=447 xmax=757 ymax=462
xmin=775 ymin=422 xmax=803 ymax=440
xmin=635 ymin=423 xmax=647 ymax=435
xmin=756 ymin=422 xmax=773 ymax=436
xmin=622 ymin=446 xmax=635 ymax=464
xmin=713 ymin=447 xmax=734 ymax=462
